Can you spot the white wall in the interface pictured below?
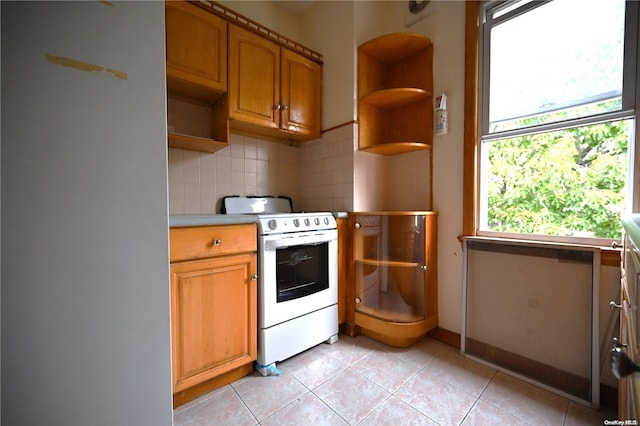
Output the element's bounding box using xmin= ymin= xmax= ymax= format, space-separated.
xmin=219 ymin=0 xmax=301 ymax=41
xmin=301 ymin=1 xmax=357 ymax=128
xmin=404 ymin=0 xmax=467 ymax=333
xmin=1 ymin=2 xmax=173 ymax=424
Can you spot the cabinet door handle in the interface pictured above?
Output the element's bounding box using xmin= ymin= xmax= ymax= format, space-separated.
xmin=282 ymin=104 xmax=289 ymax=111
xmin=611 ymin=340 xmax=640 ymax=379
xmin=251 ymin=274 xmax=258 ymax=281
xmin=274 ymin=104 xmax=281 ymax=110
xmin=354 ymin=222 xmax=361 ymax=229
xmin=420 ymin=265 xmax=427 ymax=271
xmin=610 ymin=300 xmax=623 ymax=310
xmin=612 ymin=337 xmax=628 ymax=349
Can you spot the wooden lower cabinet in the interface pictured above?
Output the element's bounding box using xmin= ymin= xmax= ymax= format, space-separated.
xmin=617 ymin=220 xmax=640 ymax=419
xmin=170 ymin=224 xmax=257 ymax=407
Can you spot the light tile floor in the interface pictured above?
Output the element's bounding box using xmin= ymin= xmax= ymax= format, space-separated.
xmin=173 ymin=335 xmax=617 ymax=425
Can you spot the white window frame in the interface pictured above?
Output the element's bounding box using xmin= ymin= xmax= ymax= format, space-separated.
xmin=476 ymin=0 xmax=640 ymax=246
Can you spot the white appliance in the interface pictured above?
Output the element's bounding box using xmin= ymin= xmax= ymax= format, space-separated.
xmin=223 ymin=197 xmax=339 ymax=376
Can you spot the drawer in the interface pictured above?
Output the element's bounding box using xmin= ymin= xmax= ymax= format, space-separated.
xmin=170 ymin=224 xmax=256 ymax=262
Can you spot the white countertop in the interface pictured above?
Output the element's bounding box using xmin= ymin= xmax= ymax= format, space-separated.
xmin=169 ymin=214 xmax=258 ymax=228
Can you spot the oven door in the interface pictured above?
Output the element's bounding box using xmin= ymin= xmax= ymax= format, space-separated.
xmin=259 ymin=229 xmax=338 ymax=329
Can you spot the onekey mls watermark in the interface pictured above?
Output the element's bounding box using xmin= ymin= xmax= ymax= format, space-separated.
xmin=604 ymin=420 xmax=638 ymax=425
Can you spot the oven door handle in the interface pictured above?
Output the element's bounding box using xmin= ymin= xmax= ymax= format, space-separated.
xmin=264 ymin=236 xmax=336 ymax=251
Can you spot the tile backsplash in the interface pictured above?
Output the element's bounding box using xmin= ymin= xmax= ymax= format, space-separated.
xmin=167 ymin=124 xmax=356 ymax=214
xmin=167 ymin=122 xmax=430 ymax=215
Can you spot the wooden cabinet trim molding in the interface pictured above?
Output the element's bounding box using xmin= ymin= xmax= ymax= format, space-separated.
xmin=193 ymin=1 xmax=323 ymax=65
xmin=463 ymin=1 xmax=480 ymax=237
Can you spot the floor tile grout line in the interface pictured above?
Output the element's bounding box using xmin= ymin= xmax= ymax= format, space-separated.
xmin=229 ymin=382 xmax=261 ymax=425
xmin=475 ymin=368 xmax=498 ymax=401
xmin=458 ymin=398 xmax=481 ymax=426
xmin=352 ymin=392 xmax=395 ymax=426
xmin=307 ymin=387 xmax=356 ymax=425
xmin=281 ymin=350 xmax=350 ymax=390
xmin=474 ymin=371 xmax=567 ymax=426
xmin=172 ymin=384 xmax=231 ymax=415
xmin=561 ymin=397 xmax=571 ymax=426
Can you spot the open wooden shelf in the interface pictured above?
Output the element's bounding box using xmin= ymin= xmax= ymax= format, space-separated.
xmin=359 ymin=142 xmax=432 ymax=155
xmin=356 ymin=258 xmax=421 ymax=268
xmin=360 ymin=88 xmax=430 ymax=109
xmin=168 ymin=132 xmax=228 ymax=153
xmin=359 ymin=32 xmax=433 ymax=65
xmin=165 ymin=1 xmax=229 ymax=154
xmin=167 ymin=93 xmax=229 ymax=154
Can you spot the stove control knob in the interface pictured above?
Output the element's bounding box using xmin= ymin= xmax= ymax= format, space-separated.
xmin=268 ymin=219 xmax=278 ymax=230
xmin=293 ymin=219 xmax=300 ymax=227
xmin=324 ymin=217 xmax=330 ymax=225
xmin=304 ymin=218 xmax=311 ymax=226
xmin=314 ymin=218 xmax=320 ymax=225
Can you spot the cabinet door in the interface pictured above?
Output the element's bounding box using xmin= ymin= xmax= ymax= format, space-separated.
xmin=619 ymin=235 xmax=640 ymax=419
xmin=281 ymin=48 xmax=321 ymax=139
xmin=171 ymin=253 xmax=257 ymax=393
xmin=228 ymin=25 xmax=280 ymax=129
xmin=165 ymin=2 xmax=227 ymax=94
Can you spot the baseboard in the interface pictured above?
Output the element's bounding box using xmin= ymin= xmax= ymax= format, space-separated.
xmin=427 ymin=327 xmax=461 ymax=349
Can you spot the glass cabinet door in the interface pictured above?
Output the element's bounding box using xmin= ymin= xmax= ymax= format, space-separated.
xmin=353 ymin=214 xmax=427 ymax=323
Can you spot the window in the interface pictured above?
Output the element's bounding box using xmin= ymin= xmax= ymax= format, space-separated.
xmin=475 ymin=0 xmax=639 ymax=243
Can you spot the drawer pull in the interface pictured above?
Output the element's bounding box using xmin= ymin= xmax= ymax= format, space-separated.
xmin=208 ymin=239 xmax=222 ymax=247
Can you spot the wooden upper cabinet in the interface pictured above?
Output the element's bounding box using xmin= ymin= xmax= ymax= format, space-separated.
xmin=165 ymin=2 xmax=322 ymax=151
xmin=228 ymin=25 xmax=280 ymax=131
xmin=228 ymin=24 xmax=322 ymax=142
xmin=165 ymin=1 xmax=229 ymax=153
xmin=165 ymin=1 xmax=227 ymax=97
xmin=281 ymin=48 xmax=322 ymax=139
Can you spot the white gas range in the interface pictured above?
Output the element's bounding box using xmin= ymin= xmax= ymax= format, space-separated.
xmin=222 ymin=196 xmax=339 ymax=376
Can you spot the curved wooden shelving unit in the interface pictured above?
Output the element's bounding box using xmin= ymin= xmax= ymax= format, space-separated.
xmin=355 ymin=312 xmax=438 ymax=347
xmin=358 ymin=33 xmax=433 ymax=156
xmin=359 ymin=32 xmax=432 ymax=63
xmin=350 ymin=212 xmax=439 ymax=348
